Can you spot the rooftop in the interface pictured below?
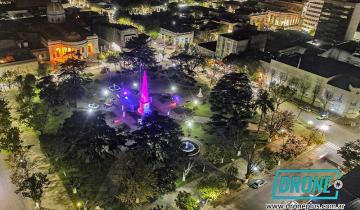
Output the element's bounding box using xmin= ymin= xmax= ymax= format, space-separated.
xmin=160 ymin=24 xmax=193 ymax=33
xmin=276 ymin=54 xmax=360 ymax=91
xmin=198 ymin=41 xmax=217 ymax=52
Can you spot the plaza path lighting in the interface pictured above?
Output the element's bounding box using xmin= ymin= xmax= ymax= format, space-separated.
xmin=186 ymin=120 xmax=193 ymax=137
xmin=193 ymin=99 xmax=199 ymax=105
xmin=133 ymin=82 xmax=138 ymax=88
xmin=77 ymin=202 xmax=82 ymax=210
xmin=171 ymin=85 xmax=177 ymax=92
xmin=307 ymin=120 xmax=314 ymax=126
xmin=103 ymin=89 xmax=109 ymax=97
xmin=172 ymin=63 xmax=176 ymax=67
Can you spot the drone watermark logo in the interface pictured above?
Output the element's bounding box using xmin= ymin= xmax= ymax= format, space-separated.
xmin=272 ymin=169 xmax=343 ymax=200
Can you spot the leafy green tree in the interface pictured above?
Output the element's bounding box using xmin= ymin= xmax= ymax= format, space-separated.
xmin=0 ymin=127 xmax=22 ymax=153
xmin=0 ymin=98 xmax=12 ymax=132
xmin=15 ymin=172 xmax=49 ymax=210
xmin=0 ymin=70 xmax=18 ymax=89
xmin=197 ymin=175 xmax=225 ymax=201
xmin=37 ymin=75 xmax=64 ymax=108
xmin=338 ymin=139 xmax=360 ymax=171
xmin=170 ymin=50 xmax=205 ymax=79
xmin=19 ymin=102 xmax=49 ymax=135
xmin=305 ymin=128 xmax=324 ymax=145
xmin=255 ymin=89 xmax=274 ymax=132
xmin=260 ymin=147 xmax=279 ymax=170
xmin=269 ymin=83 xmax=295 ymax=112
xmin=114 ymin=157 xmax=157 ymax=209
xmin=209 ymin=73 xmax=254 ymax=155
xmin=131 ymin=111 xmax=183 ymax=168
xmin=311 ymin=84 xmax=323 ymax=105
xmin=58 ymin=111 xmax=124 ymax=164
xmin=224 ymin=165 xmax=239 ymax=189
xmin=298 ymin=79 xmax=311 ymax=100
xmin=175 ymin=191 xmax=199 ymax=210
xmin=58 ymin=59 xmax=88 ymax=108
xmin=125 ymin=36 xmax=157 ymax=69
xmin=16 ymin=74 xmax=36 ymax=103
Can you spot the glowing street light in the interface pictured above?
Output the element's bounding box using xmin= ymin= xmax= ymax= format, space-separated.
xmin=133 ymin=82 xmax=138 ymax=88
xmin=308 ymin=120 xmax=314 ymax=126
xmin=193 ymin=99 xmax=199 ymax=105
xmin=77 ymin=201 xmax=82 ymax=210
xmin=103 ymin=89 xmax=109 ymax=96
xmin=171 ymin=85 xmax=177 ymax=92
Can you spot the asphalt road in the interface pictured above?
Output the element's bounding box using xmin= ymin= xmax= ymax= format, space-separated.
xmin=0 ymin=154 xmax=29 ymax=210
xmin=206 ymin=102 xmax=358 ymax=210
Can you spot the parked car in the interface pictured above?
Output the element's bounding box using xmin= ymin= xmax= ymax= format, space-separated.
xmin=250 ymin=179 xmax=266 ymax=189
xmin=316 ymin=112 xmax=329 ymax=120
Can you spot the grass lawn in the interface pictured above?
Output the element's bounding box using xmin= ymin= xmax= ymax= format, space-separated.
xmin=293 ymin=121 xmax=312 ymax=138
xmin=185 ymin=102 xmax=212 ymax=117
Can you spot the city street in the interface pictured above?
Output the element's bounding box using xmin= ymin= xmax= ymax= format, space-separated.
xmin=0 ymin=154 xmax=29 ymax=210
xmin=204 ymin=102 xmax=358 ymax=210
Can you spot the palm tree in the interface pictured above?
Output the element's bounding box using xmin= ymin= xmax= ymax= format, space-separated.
xmin=255 ymin=89 xmax=274 ymax=133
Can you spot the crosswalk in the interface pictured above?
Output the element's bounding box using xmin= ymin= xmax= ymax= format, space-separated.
xmin=325 ymin=142 xmax=341 ymax=151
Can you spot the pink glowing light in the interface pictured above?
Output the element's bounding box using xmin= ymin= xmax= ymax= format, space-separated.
xmin=138 ymin=70 xmax=151 ymax=115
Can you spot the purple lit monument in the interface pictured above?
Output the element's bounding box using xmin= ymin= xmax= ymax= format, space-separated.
xmin=138 ymin=70 xmax=151 ymax=115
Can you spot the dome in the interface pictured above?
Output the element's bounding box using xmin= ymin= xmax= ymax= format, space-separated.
xmin=47 ymin=0 xmax=66 ymax=24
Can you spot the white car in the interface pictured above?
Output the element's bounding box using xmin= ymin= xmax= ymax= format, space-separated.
xmin=250 ymin=179 xmax=266 ymax=189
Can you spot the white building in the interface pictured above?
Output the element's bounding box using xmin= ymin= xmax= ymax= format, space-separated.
xmin=266 ymin=54 xmax=360 ymax=118
xmin=301 ymin=0 xmax=324 ymax=33
xmin=159 ymin=25 xmax=194 ymax=47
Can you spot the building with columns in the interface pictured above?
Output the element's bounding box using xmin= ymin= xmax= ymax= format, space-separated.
xmin=33 ymin=0 xmax=99 ymax=64
xmin=250 ymin=11 xmax=301 ymax=31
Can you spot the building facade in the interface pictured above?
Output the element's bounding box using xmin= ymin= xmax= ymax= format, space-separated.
xmin=266 ymin=54 xmax=360 ymax=118
xmin=250 ymin=11 xmax=301 ymax=31
xmin=301 ymin=0 xmax=324 ymax=33
xmin=315 ymin=0 xmax=360 ymax=43
xmin=159 ymin=26 xmax=194 ymax=47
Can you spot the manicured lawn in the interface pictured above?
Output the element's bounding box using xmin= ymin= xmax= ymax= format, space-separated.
xmin=185 ymin=102 xmax=212 ymax=117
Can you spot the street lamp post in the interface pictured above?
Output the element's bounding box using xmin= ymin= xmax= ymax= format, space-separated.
xmin=186 ymin=120 xmax=193 ymax=137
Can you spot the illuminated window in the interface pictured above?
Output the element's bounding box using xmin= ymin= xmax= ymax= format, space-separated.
xmin=56 ymin=48 xmax=61 ymax=57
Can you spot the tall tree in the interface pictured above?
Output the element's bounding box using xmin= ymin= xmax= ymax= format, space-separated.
xmin=209 ymin=73 xmax=254 ymax=155
xmin=58 ymin=111 xmax=124 ymax=164
xmin=298 ymin=79 xmax=311 ymax=100
xmin=264 ymin=110 xmax=295 ymax=140
xmin=131 ymin=111 xmax=183 ymax=168
xmin=114 ymin=157 xmax=157 ymax=209
xmin=280 ymin=134 xmax=306 ymax=160
xmin=311 ymin=84 xmax=323 ymax=105
xmin=19 ymin=102 xmax=49 ymax=135
xmin=58 ymin=59 xmax=88 ymax=108
xmin=16 ymin=74 xmax=36 ymax=104
xmin=170 ymin=50 xmax=205 ymax=78
xmin=0 ymin=98 xmax=12 ymax=132
xmin=0 ymin=127 xmax=22 ymax=153
xmin=321 ymin=90 xmax=334 ymax=111
xmin=175 ymin=191 xmax=199 ymax=210
xmin=255 ymin=89 xmax=274 ymax=132
xmin=36 ymin=75 xmax=64 ymax=108
xmin=243 ymin=140 xmax=261 ymax=179
xmin=15 ymin=172 xmax=49 ymax=210
xmin=125 ymin=36 xmax=157 ymax=69
xmin=338 ymin=139 xmax=360 ymax=171
xmin=269 ymin=83 xmax=295 ymax=112
xmin=131 ymin=111 xmax=183 ymax=193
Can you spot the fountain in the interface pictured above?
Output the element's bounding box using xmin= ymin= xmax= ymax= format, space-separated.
xmin=180 ymin=139 xmax=200 ymax=156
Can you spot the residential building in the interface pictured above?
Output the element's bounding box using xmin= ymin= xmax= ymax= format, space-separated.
xmin=315 ymin=0 xmax=360 ymax=43
xmin=266 ymin=53 xmax=360 ymax=118
xmin=301 ymin=0 xmax=324 ymax=33
xmin=92 ymin=23 xmax=139 ymax=51
xmin=196 ymin=41 xmax=216 ymax=57
xmin=215 ymin=28 xmax=267 ymax=58
xmin=159 ymin=24 xmax=194 ymax=47
xmin=250 ymin=11 xmax=301 ymax=31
